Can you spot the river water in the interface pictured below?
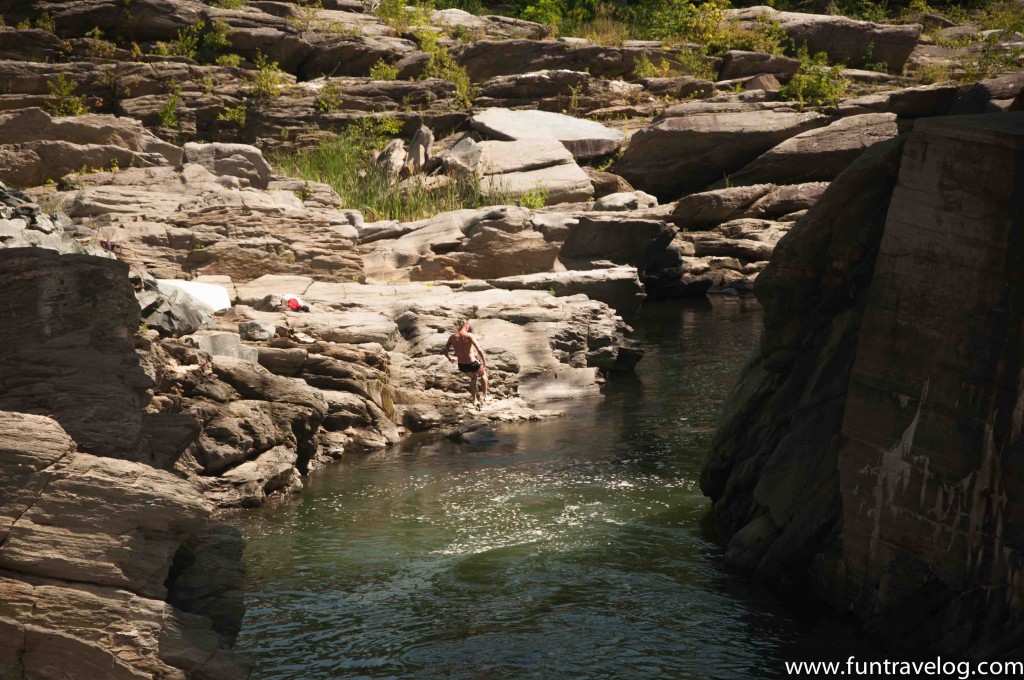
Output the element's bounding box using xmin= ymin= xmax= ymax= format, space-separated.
xmin=233 ymin=299 xmax=877 ymax=679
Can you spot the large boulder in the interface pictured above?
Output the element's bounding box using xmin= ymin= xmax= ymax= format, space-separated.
xmin=718 ymin=50 xmax=801 ymax=82
xmin=614 ymin=110 xmax=829 ymax=199
xmin=183 ymin=143 xmax=273 ymax=190
xmin=0 ymin=411 xmax=249 ymax=679
xmin=440 ymin=137 xmax=595 ymax=206
xmin=453 ymin=39 xmax=684 ymax=82
xmin=470 ymin=108 xmax=625 ymax=161
xmin=0 ymin=249 xmax=154 ymax=461
xmin=0 ymin=108 xmax=181 ymax=187
xmin=728 ymin=7 xmax=922 ymax=72
xmin=722 ymin=113 xmax=900 ymax=187
xmin=487 ymin=266 xmax=646 ymax=316
xmin=560 ymin=215 xmax=673 ymax=265
xmin=704 ymin=112 xmax=1024 ymax=657
xmin=430 ymin=8 xmax=550 ymax=40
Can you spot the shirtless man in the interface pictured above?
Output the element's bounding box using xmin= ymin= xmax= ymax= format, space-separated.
xmin=443 ymin=320 xmax=488 ymax=407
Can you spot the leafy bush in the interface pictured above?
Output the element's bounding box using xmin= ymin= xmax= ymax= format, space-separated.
xmin=778 ymin=48 xmax=849 ymax=109
xmin=249 ymin=51 xmax=288 ymax=98
xmin=370 ymin=59 xmax=400 ymax=80
xmin=209 ymin=0 xmax=246 ymax=7
xmin=515 ymin=185 xmax=548 ymax=208
xmin=203 ymin=20 xmax=232 ymax=52
xmin=216 ymin=53 xmax=244 ymax=67
xmin=633 ymin=53 xmax=678 ymax=78
xmin=417 ymin=29 xmax=474 ymax=107
xmin=159 ymin=82 xmax=181 ymax=128
xmin=217 ymin=103 xmax=247 ymax=126
xmin=47 ymin=74 xmax=90 ymax=116
xmin=317 ymin=80 xmax=344 ymax=112
xmin=961 ymin=36 xmax=1024 ymax=81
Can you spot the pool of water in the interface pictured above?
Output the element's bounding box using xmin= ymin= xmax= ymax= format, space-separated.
xmin=232 ymin=299 xmax=880 ymax=679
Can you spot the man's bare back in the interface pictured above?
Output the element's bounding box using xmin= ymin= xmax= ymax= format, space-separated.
xmin=443 ymin=320 xmax=488 ymax=406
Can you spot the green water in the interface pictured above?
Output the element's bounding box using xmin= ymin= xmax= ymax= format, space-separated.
xmin=233 ymin=299 xmax=876 ymax=679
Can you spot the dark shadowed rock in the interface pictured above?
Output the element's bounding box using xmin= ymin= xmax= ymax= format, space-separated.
xmin=613 ymin=110 xmax=828 ymax=199
xmin=0 ymin=249 xmax=153 ymax=461
xmin=722 ymin=113 xmax=899 ymax=186
xmin=561 ymin=215 xmax=672 ymax=265
xmin=718 ymin=50 xmax=801 ymax=82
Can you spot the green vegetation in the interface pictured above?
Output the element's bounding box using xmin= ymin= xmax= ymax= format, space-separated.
xmin=151 ymin=19 xmax=232 ymax=60
xmin=961 ymin=36 xmax=1024 ymax=81
xmin=317 ymin=80 xmax=344 ymax=113
xmin=215 ymin=53 xmax=244 ymax=67
xmin=515 ymin=185 xmax=548 ymax=209
xmin=46 ymin=74 xmax=90 ymax=116
xmin=249 ymin=51 xmax=288 ymax=98
xmin=270 ymin=118 xmax=515 ymax=221
xmin=85 ymin=26 xmax=118 ymax=59
xmin=35 ymin=13 xmax=55 ymax=33
xmin=159 ymin=82 xmax=181 ymax=128
xmin=633 ymin=53 xmax=678 ymax=79
xmin=778 ymin=47 xmax=849 ymax=109
xmin=208 ymin=0 xmax=246 ymax=7
xmin=218 ymin=103 xmax=247 ymax=126
xmin=370 ymin=59 xmax=401 ymax=80
xmin=203 ymin=20 xmax=232 ymax=52
xmin=289 ymin=0 xmax=324 ymax=33
xmin=153 ymin=21 xmax=202 ymax=59
xmin=417 ymin=28 xmax=474 ymax=107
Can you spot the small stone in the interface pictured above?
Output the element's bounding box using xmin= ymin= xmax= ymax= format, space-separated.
xmin=238 ymin=320 xmax=276 ymax=342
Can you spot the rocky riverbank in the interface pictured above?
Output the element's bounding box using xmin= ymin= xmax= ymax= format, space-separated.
xmin=0 ymin=0 xmax=1022 ymax=675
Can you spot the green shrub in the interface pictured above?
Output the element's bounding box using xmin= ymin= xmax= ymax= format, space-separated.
xmin=203 ymin=20 xmax=232 ymax=52
xmin=249 ymin=51 xmax=287 ymax=98
xmin=369 ymin=59 xmax=400 ymax=80
xmin=515 ymin=185 xmax=548 ymax=209
xmin=159 ymin=82 xmax=181 ymax=128
xmin=216 ymin=53 xmax=244 ymax=67
xmin=961 ymin=36 xmax=1024 ymax=81
xmin=209 ymin=0 xmax=245 ymax=7
xmin=47 ymin=74 xmax=90 ymax=116
xmin=85 ymin=26 xmax=118 ymax=59
xmin=35 ymin=13 xmax=56 ymax=33
xmin=289 ymin=0 xmax=324 ymax=33
xmin=218 ymin=103 xmax=247 ymax=126
xmin=778 ymin=47 xmax=849 ymax=109
xmin=377 ymin=0 xmax=413 ymax=30
xmin=317 ymin=80 xmax=344 ymax=112
xmin=417 ymin=29 xmax=474 ymax=107
xmin=172 ymin=20 xmax=204 ymax=59
xmin=633 ymin=52 xmax=678 ymax=78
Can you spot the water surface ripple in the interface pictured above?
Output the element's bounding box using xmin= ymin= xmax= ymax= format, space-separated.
xmin=234 ymin=299 xmax=876 ymax=679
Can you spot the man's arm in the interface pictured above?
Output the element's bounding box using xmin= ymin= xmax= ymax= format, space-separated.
xmin=443 ymin=336 xmax=456 ymax=363
xmin=471 ymin=338 xmax=486 ymax=367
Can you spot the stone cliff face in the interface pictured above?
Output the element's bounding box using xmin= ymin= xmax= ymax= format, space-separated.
xmin=704 ymin=112 xmax=1024 ymax=656
xmin=0 ymin=412 xmax=249 ymax=679
xmin=0 ymin=248 xmax=152 ymax=460
xmin=0 ymin=250 xmax=250 ymax=678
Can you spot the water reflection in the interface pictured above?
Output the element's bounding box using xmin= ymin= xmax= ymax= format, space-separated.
xmin=233 ymin=298 xmax=878 ymax=679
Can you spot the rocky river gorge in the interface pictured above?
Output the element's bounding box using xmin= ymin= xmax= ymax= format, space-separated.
xmin=0 ymin=0 xmax=1022 ymax=676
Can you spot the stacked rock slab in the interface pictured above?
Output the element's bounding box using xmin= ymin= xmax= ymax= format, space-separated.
xmin=0 ymin=411 xmax=250 ymax=679
xmin=704 ymin=112 xmax=1024 ymax=656
xmin=825 ymin=115 xmax=1024 ymax=655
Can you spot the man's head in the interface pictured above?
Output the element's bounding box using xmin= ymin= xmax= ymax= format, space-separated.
xmin=455 ymin=319 xmax=471 ymax=333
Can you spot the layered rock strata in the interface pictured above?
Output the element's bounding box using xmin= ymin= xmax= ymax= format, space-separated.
xmin=0 ymin=411 xmax=249 ymax=679
xmin=704 ymin=112 xmax=1024 ymax=656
